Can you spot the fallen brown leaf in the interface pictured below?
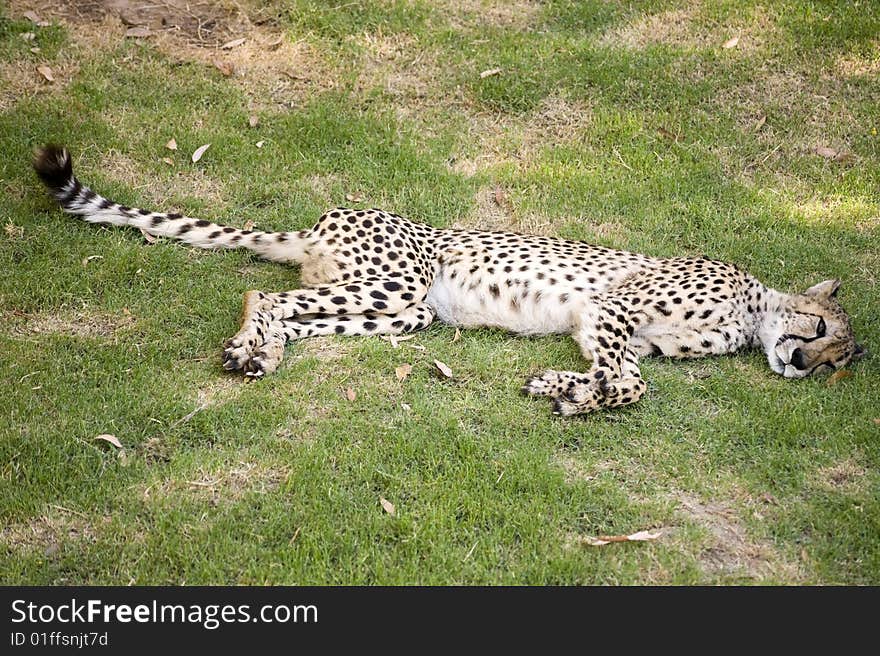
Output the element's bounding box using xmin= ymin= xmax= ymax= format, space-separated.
xmin=380 ymin=497 xmax=396 ymax=516
xmin=813 ymin=146 xmax=838 ymax=159
xmin=139 ymin=228 xmax=157 ymax=244
xmin=191 ymin=144 xmax=211 ymax=163
xmin=345 ymin=192 xmax=364 ymax=203
xmin=344 ymin=387 xmax=356 ymax=402
xmin=125 ymin=27 xmax=152 ymax=39
xmin=256 ymin=140 xmax=265 ymax=148
xmin=21 ymin=32 xmax=36 ymax=41
xmin=36 ymin=65 xmax=54 ymax=82
xmin=242 ymin=220 xmax=255 ymax=231
xmin=395 ymin=363 xmax=412 ymax=382
xmin=722 ymin=36 xmax=739 ymax=49
xmin=452 ymin=327 xmax=461 ymax=343
xmin=30 ymin=47 xmax=41 ymax=54
xmin=161 ymin=157 xmax=174 ymax=166
xmin=581 ymin=530 xmax=663 ymax=546
xmin=754 ymin=114 xmax=767 ymax=131
xmin=657 ymin=126 xmax=678 ymax=141
xmin=873 ymin=418 xmax=880 ymax=426
xmin=95 ymin=434 xmax=123 ymax=449
xmin=434 ymin=359 xmax=453 ymax=378
xmin=220 ymin=37 xmax=246 ymax=50
xmin=165 ymin=138 xmax=177 ymax=151
xmin=826 ymin=370 xmax=852 ymax=386
xmin=248 ymin=115 xmax=259 ymax=128
xmin=480 ymin=68 xmax=501 ymax=79
xmin=213 ymin=59 xmax=234 ymax=77
xmin=493 ymin=186 xmax=509 ymax=208
xmin=23 ymin=10 xmax=49 ymax=26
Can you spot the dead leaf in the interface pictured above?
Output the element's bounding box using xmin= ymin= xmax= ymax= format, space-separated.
xmin=242 ymin=220 xmax=255 ymax=231
xmin=480 ymin=68 xmax=501 ymax=79
xmin=266 ymin=36 xmax=284 ymax=50
xmin=401 ymin=402 xmax=411 ymax=411
xmin=395 ymin=363 xmax=412 ymax=382
xmin=30 ymin=47 xmax=41 ymax=54
xmin=36 ymin=65 xmax=54 ymax=82
xmin=125 ymin=27 xmax=152 ymax=38
xmin=344 ymin=387 xmax=356 ymax=402
xmin=408 ymin=344 xmax=426 ymax=352
xmin=81 ymin=254 xmax=103 ymax=267
xmin=23 ymin=11 xmax=49 ymax=26
xmin=754 ymin=114 xmax=766 ymax=131
xmin=813 ymin=146 xmax=838 ymax=159
xmin=834 ymin=151 xmax=856 ymax=164
xmin=161 ymin=157 xmax=174 ymax=166
xmin=256 ymin=140 xmax=265 ymax=148
xmin=434 ymin=360 xmax=453 ymax=379
xmin=220 ymin=37 xmax=246 ymax=50
xmin=493 ymin=186 xmax=508 ymax=208
xmin=4 ymin=223 xmax=24 ymax=238
xmin=379 ymin=497 xmax=396 ymax=516
xmin=873 ymin=418 xmax=880 ymax=426
xmin=581 ymin=530 xmax=663 ymax=546
xmin=452 ymin=327 xmax=461 ymax=343
xmin=248 ymin=115 xmax=259 ymax=128
xmin=165 ymin=138 xmax=177 ymax=151
xmin=345 ymin=192 xmax=364 ymax=203
xmin=21 ymin=32 xmax=36 ymax=41
xmin=191 ymin=144 xmax=211 ymax=163
xmin=657 ymin=126 xmax=678 ymax=141
xmin=380 ymin=334 xmax=414 ymax=348
xmin=722 ymin=36 xmax=739 ymax=49
xmin=826 ymin=370 xmax=852 ymax=386
xmin=759 ymin=493 xmax=778 ymax=505
xmin=213 ymin=59 xmax=234 ymax=77
xmin=139 ymin=228 xmax=157 ymax=244
xmin=95 ymin=434 xmax=123 ymax=449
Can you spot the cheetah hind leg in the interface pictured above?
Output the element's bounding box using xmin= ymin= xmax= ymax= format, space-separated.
xmin=224 ymin=301 xmax=436 ymax=377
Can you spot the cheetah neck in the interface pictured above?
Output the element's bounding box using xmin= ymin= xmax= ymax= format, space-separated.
xmin=751 ymin=285 xmax=790 ymax=356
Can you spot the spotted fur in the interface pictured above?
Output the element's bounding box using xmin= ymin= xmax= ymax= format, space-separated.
xmin=33 ymin=145 xmax=863 ymax=415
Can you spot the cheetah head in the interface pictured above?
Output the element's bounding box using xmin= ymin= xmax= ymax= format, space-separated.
xmin=768 ymin=279 xmax=864 ymax=379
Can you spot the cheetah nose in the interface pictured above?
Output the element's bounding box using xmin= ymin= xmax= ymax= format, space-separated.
xmin=789 ymin=348 xmax=808 ymax=370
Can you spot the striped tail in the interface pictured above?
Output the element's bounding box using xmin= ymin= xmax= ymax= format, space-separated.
xmin=32 ymin=144 xmax=314 ymax=264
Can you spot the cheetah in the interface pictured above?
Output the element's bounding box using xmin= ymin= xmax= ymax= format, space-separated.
xmin=33 ymin=145 xmax=863 ymax=416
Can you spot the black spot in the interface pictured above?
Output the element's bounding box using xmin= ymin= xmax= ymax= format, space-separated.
xmin=195 ymin=219 xmax=210 ymax=227
xmin=363 ymin=321 xmax=377 ymax=331
xmin=383 ymin=281 xmax=402 ymax=292
xmin=489 ymin=284 xmax=500 ymax=298
xmin=223 ymin=226 xmax=236 ymax=234
xmin=167 ymin=213 xmax=182 ymax=220
xmin=177 ymin=223 xmax=193 ymax=235
xmin=331 ymin=296 xmax=347 ymax=305
xmin=151 ymin=216 xmax=166 ymax=227
xmin=335 ymin=325 xmax=345 ymax=334
xmin=370 ymin=290 xmax=388 ymax=300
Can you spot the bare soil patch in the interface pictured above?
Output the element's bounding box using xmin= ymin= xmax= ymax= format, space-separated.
xmin=437 ymin=0 xmax=542 ymax=31
xmin=143 ymin=460 xmax=289 ymax=504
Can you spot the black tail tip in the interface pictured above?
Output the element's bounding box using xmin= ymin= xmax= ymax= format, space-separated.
xmin=33 ymin=144 xmax=73 ymax=191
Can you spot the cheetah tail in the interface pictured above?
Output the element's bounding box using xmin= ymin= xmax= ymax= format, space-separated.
xmin=32 ymin=144 xmax=314 ymax=264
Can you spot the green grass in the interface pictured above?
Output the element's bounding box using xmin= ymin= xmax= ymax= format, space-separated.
xmin=1 ymin=0 xmax=878 ymax=584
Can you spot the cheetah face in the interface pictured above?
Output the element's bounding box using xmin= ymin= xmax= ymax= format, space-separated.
xmin=768 ymin=279 xmax=864 ymax=378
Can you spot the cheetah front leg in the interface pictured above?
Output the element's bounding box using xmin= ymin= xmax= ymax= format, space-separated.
xmin=523 ymin=298 xmax=647 ymax=415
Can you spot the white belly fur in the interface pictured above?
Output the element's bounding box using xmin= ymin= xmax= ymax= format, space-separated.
xmin=425 ymin=274 xmax=578 ymax=335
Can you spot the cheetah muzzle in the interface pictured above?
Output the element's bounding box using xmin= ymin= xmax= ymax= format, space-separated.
xmin=33 ymin=145 xmax=865 ymax=416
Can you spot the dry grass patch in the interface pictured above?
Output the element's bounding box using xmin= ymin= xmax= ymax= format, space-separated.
xmin=5 ymin=308 xmax=135 ymax=339
xmin=597 ymin=5 xmax=779 ymax=52
xmin=816 ymin=457 xmax=868 ymax=493
xmin=453 ymin=186 xmax=571 ymax=236
xmin=143 ymin=460 xmax=289 ymax=504
xmin=553 ymin=453 xmax=613 ymax=485
xmin=96 ymin=150 xmax=227 ymax=210
xmin=1 ymin=510 xmax=101 ymax=553
xmin=437 ymin=0 xmax=541 ymax=31
xmin=673 ymin=491 xmax=803 ymax=581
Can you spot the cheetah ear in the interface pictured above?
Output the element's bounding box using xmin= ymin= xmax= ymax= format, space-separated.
xmin=804 ymin=279 xmax=841 ymax=299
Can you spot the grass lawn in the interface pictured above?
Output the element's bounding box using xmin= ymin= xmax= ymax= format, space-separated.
xmin=1 ymin=0 xmax=878 ymax=585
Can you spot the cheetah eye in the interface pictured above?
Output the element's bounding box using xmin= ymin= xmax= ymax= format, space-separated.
xmin=816 ymin=317 xmax=826 ymax=337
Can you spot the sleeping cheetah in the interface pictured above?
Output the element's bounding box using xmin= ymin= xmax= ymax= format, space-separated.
xmin=33 ymin=145 xmax=864 ymax=415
